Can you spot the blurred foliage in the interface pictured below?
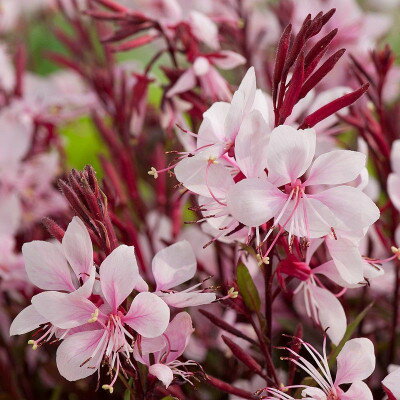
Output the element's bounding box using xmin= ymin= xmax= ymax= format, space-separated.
xmin=60 ymin=116 xmax=108 ymax=176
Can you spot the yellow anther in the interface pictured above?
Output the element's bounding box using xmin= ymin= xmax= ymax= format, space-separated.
xmin=391 ymin=246 xmax=400 ymax=259
xmin=148 ymin=167 xmax=158 ymax=179
xmin=227 ymin=287 xmax=238 ymax=299
xmin=208 ymin=156 xmax=217 ymax=164
xmin=102 ymin=384 xmax=114 ymax=394
xmin=88 ymin=308 xmax=99 ymax=323
xmin=256 ymin=254 xmax=270 ymax=266
xmin=28 ymin=340 xmax=38 ymax=350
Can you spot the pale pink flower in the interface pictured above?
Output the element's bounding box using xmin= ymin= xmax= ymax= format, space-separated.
xmin=133 ymin=312 xmax=195 ymax=388
xmin=9 ymin=217 xmax=96 ymax=344
xmin=387 ymin=139 xmax=400 ymax=211
xmin=33 ymin=245 xmax=169 ymax=391
xmin=151 ymin=240 xmax=216 ymax=307
xmin=174 ymin=67 xmax=271 ymax=199
xmin=263 ymin=337 xmax=375 ymax=400
xmin=167 ymin=51 xmax=246 ymax=101
xmin=382 ymin=365 xmax=400 ymax=399
xmin=227 ymin=125 xmax=379 ymax=243
xmin=292 ymin=236 xmax=383 ymax=344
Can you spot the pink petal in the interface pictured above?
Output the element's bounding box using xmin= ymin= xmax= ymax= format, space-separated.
xmin=193 ymin=57 xmax=210 ymax=76
xmin=253 ymin=89 xmax=274 ymax=130
xmin=56 ymin=329 xmax=105 ymax=381
xmin=382 ymin=367 xmax=400 ymax=399
xmin=152 ymin=241 xmax=196 ymax=291
xmin=188 ymin=11 xmax=219 ymax=50
xmin=235 ymin=110 xmax=269 ymax=178
xmin=163 ymin=312 xmax=194 ymax=363
xmin=266 ymin=125 xmax=316 ymax=186
xmin=0 ymin=192 xmax=21 ymax=237
xmin=280 ymin=197 xmax=336 ymax=238
xmin=174 ymin=154 xmax=234 ymax=198
xmin=335 ymin=338 xmax=375 ymax=385
xmin=123 ymin=292 xmax=170 ymax=338
xmin=226 ymin=178 xmax=286 ymax=227
xmin=31 ymin=291 xmax=97 ymax=329
xmin=22 ymin=241 xmax=76 ymax=292
xmin=305 ymin=150 xmax=366 ymax=186
xmin=388 ymin=173 xmax=400 ymax=211
xmin=149 ymin=363 xmax=174 ymax=388
xmin=325 ymin=237 xmax=365 ymax=285
xmin=0 ymin=108 xmax=32 ymax=165
xmin=197 ymin=102 xmax=231 ymax=148
xmin=235 ymin=67 xmax=257 ymax=115
xmin=309 ymin=285 xmax=346 ymax=345
xmin=74 ymin=264 xmax=96 ymax=298
xmin=341 ymin=381 xmax=373 ymax=400
xmin=100 ymin=245 xmax=139 ymax=311
xmin=211 ymin=51 xmax=246 ymax=70
xmin=159 ymin=291 xmax=216 ymax=308
xmin=312 ymin=186 xmax=380 ymax=232
xmin=391 ymin=140 xmax=400 ymax=175
xmin=62 ymin=217 xmax=93 ymax=278
xmin=224 ymin=68 xmax=256 ymax=140
xmin=9 ymin=305 xmax=48 ymax=336
xmin=313 ymin=261 xmax=360 ymax=289
xmin=166 ymin=68 xmax=196 ymax=98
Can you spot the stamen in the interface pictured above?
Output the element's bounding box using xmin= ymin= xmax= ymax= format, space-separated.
xmin=27 ymin=339 xmax=38 ymax=350
xmin=88 ymin=308 xmax=99 ymax=323
xmin=102 ymin=384 xmax=114 ymax=394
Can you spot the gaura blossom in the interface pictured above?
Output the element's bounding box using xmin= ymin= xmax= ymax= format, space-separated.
xmin=9 ymin=217 xmax=96 ymax=346
xmin=167 ymin=51 xmax=246 ymax=101
xmin=382 ymin=366 xmax=400 ymax=400
xmin=227 ymin=125 xmax=379 ymax=244
xmin=174 ymin=66 xmax=272 ymax=199
xmin=133 ymin=311 xmax=195 ymax=388
xmin=34 ymin=244 xmax=170 ymax=392
xmin=149 ymin=240 xmax=217 ymax=308
xmin=262 ymin=337 xmax=375 ymax=400
xmin=387 ymin=139 xmax=400 ymax=211
xmin=286 ymin=236 xmax=383 ymax=344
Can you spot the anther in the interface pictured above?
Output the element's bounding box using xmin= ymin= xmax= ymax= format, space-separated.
xmin=28 ymin=340 xmax=38 ymax=350
xmin=391 ymin=246 xmax=400 ymax=259
xmin=256 ymin=254 xmax=270 ymax=266
xmin=88 ymin=308 xmax=99 ymax=323
xmin=148 ymin=167 xmax=158 ymax=179
xmin=102 ymin=384 xmax=114 ymax=394
xmin=227 ymin=287 xmax=238 ymax=299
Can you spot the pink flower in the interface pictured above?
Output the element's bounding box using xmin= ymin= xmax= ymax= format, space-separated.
xmin=151 ymin=241 xmax=216 ymax=307
xmin=133 ymin=312 xmax=195 ymax=388
xmin=167 ymin=52 xmax=246 ymax=101
xmin=382 ymin=366 xmax=400 ymax=400
xmin=34 ymin=244 xmax=170 ymax=391
xmin=387 ymin=139 xmax=400 ymax=211
xmin=263 ymin=337 xmax=375 ymax=400
xmin=9 ymin=217 xmax=96 ymax=344
xmin=227 ymin=125 xmax=379 ymax=242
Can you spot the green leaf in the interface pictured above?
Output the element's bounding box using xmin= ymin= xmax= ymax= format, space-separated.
xmin=236 ymin=262 xmax=261 ymax=312
xmin=161 ymin=397 xmax=177 ymax=400
xmin=328 ymin=302 xmax=374 ymax=367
